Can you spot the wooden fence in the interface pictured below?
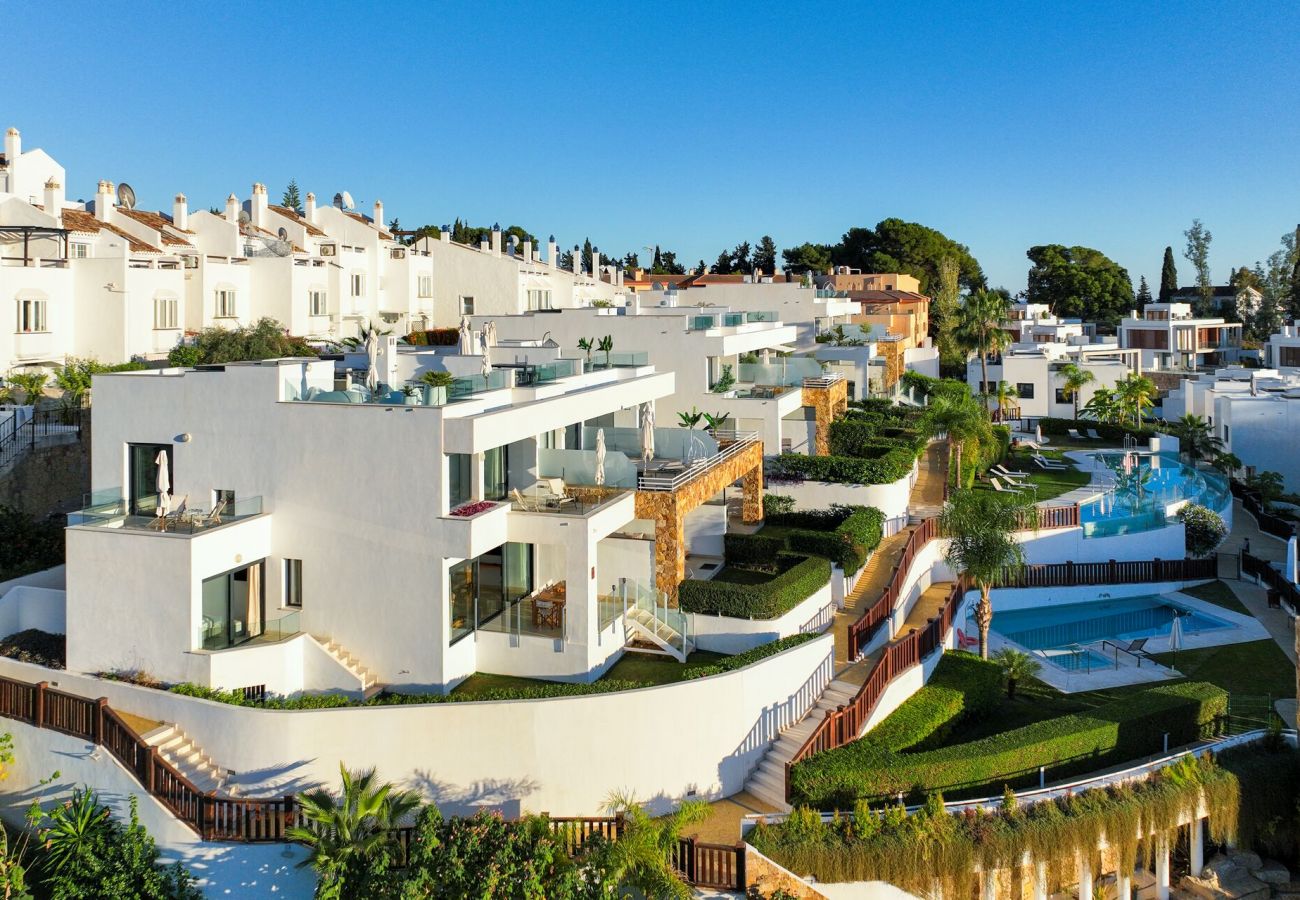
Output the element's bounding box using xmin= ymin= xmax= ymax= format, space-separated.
xmin=0 ymin=677 xmax=744 ymax=890
xmin=1231 ymin=479 xmax=1297 ymax=541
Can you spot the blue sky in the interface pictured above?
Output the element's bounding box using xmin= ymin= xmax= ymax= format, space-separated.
xmin=6 ymin=1 xmax=1299 ymax=292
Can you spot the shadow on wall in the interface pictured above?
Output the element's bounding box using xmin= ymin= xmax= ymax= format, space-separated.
xmin=407 ymin=769 xmax=540 ymax=819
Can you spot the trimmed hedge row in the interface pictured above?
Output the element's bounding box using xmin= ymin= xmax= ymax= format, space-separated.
xmin=862 ymin=653 xmax=1002 ymax=753
xmin=789 ymin=681 xmax=1227 ymax=808
xmin=723 ymin=533 xmax=788 ymax=567
xmin=679 ymin=553 xmax=832 ymax=619
xmin=768 ymin=449 xmax=916 ymax=486
xmin=782 ymin=507 xmax=885 ymax=573
xmin=684 ymin=633 xmax=820 ymax=678
xmin=1036 ymin=417 xmax=1156 ymax=441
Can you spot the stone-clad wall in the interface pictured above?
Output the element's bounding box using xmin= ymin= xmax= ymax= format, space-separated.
xmin=804 ymin=380 xmax=849 ymax=456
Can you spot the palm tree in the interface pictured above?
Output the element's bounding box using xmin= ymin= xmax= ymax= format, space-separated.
xmin=5 ymin=371 xmax=47 ymax=405
xmin=1081 ymin=386 xmax=1121 ymax=424
xmin=596 ymin=792 xmax=709 ymax=900
xmin=941 ymin=490 xmax=1035 ymax=659
xmin=1115 ymin=373 xmax=1157 ymax=429
xmin=1168 ymin=414 xmax=1223 ymax=462
xmin=1058 ymin=363 xmax=1095 ymax=421
xmin=956 ymin=290 xmax=1013 ymax=404
xmin=993 ymin=380 xmax=1018 ymax=423
xmin=991 ymin=647 xmax=1042 ymax=700
xmin=924 ymin=394 xmax=991 ymax=488
xmin=1211 ymin=451 xmax=1241 ymax=477
xmin=286 ymin=765 xmax=420 ymax=899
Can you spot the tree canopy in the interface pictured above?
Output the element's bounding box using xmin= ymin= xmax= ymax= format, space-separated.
xmin=1025 ymin=244 xmax=1134 ymax=326
xmin=832 ymin=219 xmax=985 ymax=295
xmin=167 ymin=318 xmax=316 ymax=366
xmin=1159 ymin=246 xmax=1178 ymax=302
xmin=781 ymin=242 xmax=833 ymax=275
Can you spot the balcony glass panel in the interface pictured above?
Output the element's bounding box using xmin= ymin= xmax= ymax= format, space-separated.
xmin=68 ymin=490 xmax=263 ymax=534
xmin=537 ymin=448 xmax=637 ymax=488
xmin=738 ymin=358 xmax=825 ymax=386
xmin=745 ymin=310 xmax=778 ymax=323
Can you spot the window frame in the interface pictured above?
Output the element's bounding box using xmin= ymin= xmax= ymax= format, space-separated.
xmin=154 ymin=295 xmax=179 ymax=330
xmin=214 ymin=288 xmax=237 ymax=318
xmin=308 ymin=289 xmax=328 ymax=317
xmin=16 ymin=298 xmax=48 ymax=334
xmin=284 ymin=559 xmax=303 ymax=608
xmin=417 ymin=275 xmax=433 ymax=298
xmin=350 ymin=273 xmax=366 ymax=297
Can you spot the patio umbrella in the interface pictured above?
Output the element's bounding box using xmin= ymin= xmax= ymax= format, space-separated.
xmin=458 ymin=316 xmax=474 ymax=354
xmin=1035 ymin=423 xmax=1043 ymax=444
xmin=1168 ymin=611 xmax=1184 ymax=669
xmin=480 ymin=330 xmax=493 ymax=378
xmin=485 ymin=320 xmax=498 ymax=348
xmin=1288 ymin=536 xmax=1298 ymax=585
xmin=155 ymin=449 xmax=171 ymax=516
xmin=364 ymin=327 xmax=380 ymax=395
xmin=594 ymin=428 xmax=607 ymax=486
xmin=639 ymin=402 xmax=655 ymax=464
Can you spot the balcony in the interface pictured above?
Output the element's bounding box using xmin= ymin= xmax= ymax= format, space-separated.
xmin=537 ymin=427 xmax=759 ymax=493
xmin=438 ymin=499 xmax=510 ymax=559
xmin=286 ymin=368 xmax=513 ymax=407
xmin=68 ymin=490 xmax=264 ymax=535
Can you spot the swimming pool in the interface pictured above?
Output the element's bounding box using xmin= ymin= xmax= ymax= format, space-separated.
xmin=1079 ymin=451 xmax=1229 ymax=538
xmin=988 ymin=595 xmax=1232 ymax=671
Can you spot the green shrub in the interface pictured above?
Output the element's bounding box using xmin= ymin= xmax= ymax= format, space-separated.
xmin=762 ymin=506 xmax=885 ymax=573
xmin=1037 ymin=416 xmax=1155 ymax=441
xmin=768 ymin=450 xmax=915 ymax=486
xmin=763 ymin=493 xmax=796 ymax=517
xmin=684 ymin=633 xmax=820 ymax=678
xmin=724 ymin=533 xmax=788 ymax=567
xmin=1179 ymin=503 xmax=1227 ymax=556
xmin=789 ymin=681 xmax=1227 ymax=808
xmin=679 ymin=554 xmax=832 ymax=619
xmin=862 ymin=653 xmax=1002 ymax=753
xmin=0 ymin=505 xmax=64 ymax=582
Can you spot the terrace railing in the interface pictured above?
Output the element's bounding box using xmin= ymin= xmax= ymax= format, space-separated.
xmin=1231 ymin=479 xmax=1297 ymax=540
xmin=0 ymin=405 xmax=83 ymax=472
xmin=636 ymin=430 xmax=759 ymax=492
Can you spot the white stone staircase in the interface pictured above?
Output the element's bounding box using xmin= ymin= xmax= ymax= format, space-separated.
xmin=742 ymin=676 xmax=861 ymax=811
xmin=624 ymin=606 xmax=692 ymax=662
xmin=313 ymin=636 xmax=382 ymax=698
xmin=141 ymin=722 xmax=234 ymax=795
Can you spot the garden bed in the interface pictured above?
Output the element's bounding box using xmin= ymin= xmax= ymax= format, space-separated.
xmin=678 ymin=554 xmax=831 ymax=619
xmin=0 ymin=628 xmax=65 ymax=669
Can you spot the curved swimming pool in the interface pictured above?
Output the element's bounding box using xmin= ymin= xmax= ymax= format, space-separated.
xmin=1079 ymin=451 xmax=1229 ymax=538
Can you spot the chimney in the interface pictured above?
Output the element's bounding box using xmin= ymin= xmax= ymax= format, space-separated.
xmin=225 ymin=193 xmax=240 ymax=225
xmin=95 ymin=180 xmax=113 ymax=222
xmin=507 ymin=235 xmax=518 ymax=258
xmin=172 ymin=193 xmax=188 ymax=230
xmin=4 ymin=128 xmax=19 ymax=162
xmin=522 ymin=239 xmax=532 ymax=262
xmin=572 ymin=245 xmax=581 ymax=275
xmin=592 ymin=247 xmax=601 ymax=280
xmin=251 ymin=182 xmax=268 ymax=228
xmin=547 ymin=235 xmax=557 ymax=269
xmin=440 ymin=224 xmax=451 ymax=244
xmin=373 ymin=199 xmax=384 ymax=232
xmin=479 ymin=231 xmax=490 ymax=253
xmin=490 ymin=223 xmax=501 ymax=256
xmin=305 ymin=191 xmax=316 ymax=223
xmin=43 ymin=178 xmax=64 ymax=225
xmin=616 ymin=264 xmax=623 ymax=287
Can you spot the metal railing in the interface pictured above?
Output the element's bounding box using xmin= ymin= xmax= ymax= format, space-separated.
xmin=0 ymin=405 xmax=83 ymax=472
xmin=636 ymin=430 xmax=759 ymax=492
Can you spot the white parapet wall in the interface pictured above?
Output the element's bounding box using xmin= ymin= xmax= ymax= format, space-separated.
xmin=0 ymin=632 xmax=835 ymax=817
xmin=766 ymin=460 xmax=916 ymax=537
xmin=691 ymin=579 xmax=835 ymax=654
xmin=0 ymin=585 xmax=66 ymax=636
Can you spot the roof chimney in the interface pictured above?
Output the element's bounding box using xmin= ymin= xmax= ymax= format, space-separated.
xmin=43 ymin=178 xmax=63 ymax=226
xmin=373 ymin=199 xmax=384 ymax=232
xmin=479 ymin=231 xmax=490 ymax=253
xmin=547 ymin=235 xmax=557 ymax=269
xmin=572 ymin=245 xmax=581 ymax=275
xmin=440 ymin=224 xmax=451 ymax=244
xmin=4 ymin=128 xmax=19 ymax=162
xmin=172 ymin=193 xmax=188 ymax=230
xmin=251 ymin=182 xmax=268 ymax=228
xmin=490 ymin=223 xmax=501 ymax=256
xmin=225 ymin=193 xmax=240 ymax=225
xmin=507 ymin=235 xmax=518 ymax=257
xmin=304 ymin=191 xmax=316 ymax=223
xmin=95 ymin=180 xmax=113 ymax=222
xmin=592 ymin=247 xmax=601 ymax=280
xmin=522 ymin=239 xmax=532 ymax=262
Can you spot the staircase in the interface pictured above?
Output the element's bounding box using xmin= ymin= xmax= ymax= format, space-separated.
xmin=313 ymin=636 xmax=382 ymax=698
xmin=624 ymin=605 xmax=693 ymax=662
xmin=141 ymin=722 xmax=235 ymax=795
xmin=742 ymin=675 xmax=863 ymax=811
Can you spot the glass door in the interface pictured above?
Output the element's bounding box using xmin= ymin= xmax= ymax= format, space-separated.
xmin=200 ymin=561 xmax=264 ymax=650
xmin=483 ymin=445 xmax=507 ymax=501
xmin=128 ymin=443 xmax=172 ymax=516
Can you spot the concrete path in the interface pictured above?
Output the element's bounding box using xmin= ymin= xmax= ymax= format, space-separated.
xmin=1220 ymin=498 xmax=1287 ymax=562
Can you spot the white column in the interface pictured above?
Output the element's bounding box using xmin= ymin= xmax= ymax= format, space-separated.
xmin=470 ymin=453 xmax=485 ymax=502
xmin=1155 ymin=836 xmax=1171 ymax=900
xmin=1033 ymin=860 xmax=1048 ymax=900
xmin=1189 ymin=818 xmax=1205 ymax=877
xmin=1077 ymin=854 xmax=1093 ymax=900
xmin=983 ymin=870 xmax=998 ymax=900
xmin=1117 ymin=867 xmax=1132 ymax=900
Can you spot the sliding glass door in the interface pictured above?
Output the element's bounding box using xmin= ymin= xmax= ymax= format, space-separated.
xmin=200 ymin=561 xmax=264 ymax=650
xmin=128 ymin=443 xmax=172 ymax=516
xmin=446 ymin=543 xmax=533 ymax=644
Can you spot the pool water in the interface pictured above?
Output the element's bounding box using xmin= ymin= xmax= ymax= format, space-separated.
xmin=989 ymin=595 xmax=1232 ymax=670
xmin=1079 ymin=451 xmax=1229 ymax=538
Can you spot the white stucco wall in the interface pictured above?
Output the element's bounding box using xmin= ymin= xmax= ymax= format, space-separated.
xmin=691 ymin=580 xmax=835 ymax=654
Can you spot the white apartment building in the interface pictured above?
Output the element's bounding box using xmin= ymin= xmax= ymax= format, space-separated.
xmin=61 ymin=346 xmax=767 ymax=696
xmin=1004 ymin=301 xmax=1099 ymax=345
xmin=1118 ymin=302 xmax=1242 ymax=371
xmin=473 ymin=302 xmax=846 ymax=456
xmin=633 ymin=282 xmax=857 ymax=347
xmin=968 ymin=343 xmax=1140 ymax=418
xmin=1263 ymin=322 xmax=1300 ymax=371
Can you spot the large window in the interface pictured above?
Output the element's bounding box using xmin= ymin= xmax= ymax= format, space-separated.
xmin=200 ymin=561 xmax=264 ymax=650
xmin=214 ymin=289 xmax=237 ymax=318
xmin=351 ymin=273 xmax=366 ymax=297
xmin=1016 ymin=383 xmax=1035 ymax=400
xmin=284 ymin=559 xmax=303 ymax=608
xmin=447 ymin=543 xmax=533 ymax=644
xmin=526 ymin=289 xmax=553 ymax=311
xmin=154 ymin=295 xmax=179 ymax=330
xmin=16 ymin=298 xmax=47 ymax=333
xmin=448 ymin=453 xmax=472 ymax=509
xmin=483 ymin=445 xmax=507 ymax=501
xmin=417 ymin=275 xmax=433 ymax=298
xmin=309 ymin=289 xmax=328 ymax=316
xmin=128 ymin=443 xmax=172 ymax=516
xmin=70 ymin=242 xmax=89 ymax=259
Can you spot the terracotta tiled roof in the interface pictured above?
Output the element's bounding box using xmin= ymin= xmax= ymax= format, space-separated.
xmin=116 ymin=207 xmax=196 ymax=240
xmin=58 ymin=209 xmax=101 ymax=234
xmin=103 ymin=222 xmax=162 ymax=254
xmin=268 ymin=204 xmax=326 ymax=237
xmin=344 ymin=211 xmax=393 ymax=240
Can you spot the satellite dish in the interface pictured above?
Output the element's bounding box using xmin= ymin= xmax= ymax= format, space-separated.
xmin=340 ymin=191 xmax=355 ymax=210
xmin=116 ymin=182 xmax=136 ymax=210
xmin=277 ymin=227 xmax=289 ymax=241
xmin=238 ymin=210 xmax=251 ymax=226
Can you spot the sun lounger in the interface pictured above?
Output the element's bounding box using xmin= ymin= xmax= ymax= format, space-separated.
xmin=1067 ymin=428 xmax=1092 ymax=441
xmin=992 ymin=465 xmax=1030 ymax=483
xmin=1085 ymin=429 xmax=1105 ymax=440
xmin=991 ymin=477 xmax=1024 ymax=493
xmin=1032 ymin=454 xmax=1067 ymax=470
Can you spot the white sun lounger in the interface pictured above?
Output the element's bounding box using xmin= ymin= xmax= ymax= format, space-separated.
xmin=1033 ymin=454 xmax=1067 ymax=470
xmin=991 ymin=477 xmax=1025 ymax=493
xmin=992 ymin=465 xmax=1030 ymax=483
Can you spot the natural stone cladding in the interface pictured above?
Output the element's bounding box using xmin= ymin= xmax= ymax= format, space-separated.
xmin=634 ymin=439 xmax=764 ymax=602
xmin=803 ymin=379 xmax=848 ymax=456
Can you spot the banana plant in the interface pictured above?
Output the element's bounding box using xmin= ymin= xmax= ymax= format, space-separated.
xmin=597 ymin=335 xmax=614 ymax=368
xmin=677 ymin=407 xmax=704 ymax=428
xmin=702 ymin=411 xmax=731 ymax=432
xmin=577 ymin=337 xmax=595 ymax=364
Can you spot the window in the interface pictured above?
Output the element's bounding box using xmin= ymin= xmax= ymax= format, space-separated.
xmin=1054 ymin=388 xmax=1070 ymax=405
xmin=448 ymin=543 xmax=533 ymax=644
xmin=200 ymin=561 xmax=264 ymax=650
xmin=350 ymin=273 xmax=366 ymax=297
xmin=1223 ymin=425 xmax=1229 ymax=443
xmin=309 ymin=289 xmax=328 ymax=316
xmin=448 ymin=453 xmax=472 ymax=509
xmin=128 ymin=443 xmax=172 ymax=516
xmin=483 ymin=445 xmax=508 ymax=501
xmin=526 ymin=289 xmax=553 ymax=311
xmin=1016 ymin=383 xmax=1035 ymax=400
xmin=214 ymin=289 xmax=236 ymax=318
xmin=70 ymin=242 xmax=89 ymax=259
xmin=284 ymin=559 xmax=303 ymax=608
xmin=15 ymin=298 xmax=47 ymax=333
xmin=214 ymin=489 xmax=236 ymax=510
xmin=460 ymin=296 xmax=475 ymax=315
xmin=154 ymin=296 xmax=179 ymax=329
xmin=417 ymin=275 xmax=433 ymax=298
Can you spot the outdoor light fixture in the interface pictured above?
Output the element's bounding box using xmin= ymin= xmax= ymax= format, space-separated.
xmin=175 ymin=433 xmax=191 ymax=443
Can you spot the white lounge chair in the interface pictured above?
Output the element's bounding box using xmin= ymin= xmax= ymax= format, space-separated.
xmin=991 ymin=477 xmax=1024 ymax=493
xmin=1067 ymin=428 xmax=1090 ymax=441
xmin=992 ymin=465 xmax=1030 ymax=483
xmin=1033 ymin=454 xmax=1067 ymax=470
xmin=1085 ymin=428 xmax=1105 ymax=441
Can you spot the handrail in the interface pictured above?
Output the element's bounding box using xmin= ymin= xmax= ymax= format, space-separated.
xmin=636 ymin=430 xmax=758 ymax=492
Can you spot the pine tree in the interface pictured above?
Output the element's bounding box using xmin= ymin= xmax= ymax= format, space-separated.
xmin=581 ymin=238 xmax=594 ymax=274
xmin=1136 ymin=275 xmax=1153 ymax=307
xmin=753 ymin=236 xmax=778 ymax=275
xmin=1159 ymin=246 xmax=1178 ymax=302
xmin=281 ymin=179 xmax=303 ymax=215
xmin=652 ymin=245 xmax=663 ymax=273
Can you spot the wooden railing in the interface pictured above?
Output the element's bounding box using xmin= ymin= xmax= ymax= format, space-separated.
xmin=1231 ymin=479 xmax=1297 ymax=541
xmin=0 ymin=678 xmax=742 ymax=889
xmin=998 ymin=556 xmax=1215 ymax=588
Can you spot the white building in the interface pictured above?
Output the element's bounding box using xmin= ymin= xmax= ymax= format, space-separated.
xmin=1004 ymin=300 xmax=1099 ymax=346
xmin=62 ymin=346 xmax=767 ymax=696
xmin=1263 ymin=322 xmax=1300 ymax=371
xmin=633 ymin=282 xmax=857 ymax=347
xmin=1118 ymin=303 xmax=1242 ymax=372
xmin=968 ymin=343 xmax=1140 ymax=418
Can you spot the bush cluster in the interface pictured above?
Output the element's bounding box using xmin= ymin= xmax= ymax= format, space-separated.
xmin=404 ymin=328 xmax=460 ymax=346
xmin=861 ymin=653 xmax=1001 ymax=753
xmin=789 ymin=680 xmax=1226 ymax=808
xmin=683 ymin=633 xmax=820 ymax=678
xmin=768 ymin=450 xmax=916 ymax=486
xmin=1179 ymin=502 xmax=1227 ymax=556
xmin=764 ymin=505 xmax=886 ymax=573
xmin=1036 ymin=416 xmax=1156 ymax=441
xmin=0 ymin=505 xmax=64 ymax=582
xmin=766 ymin=400 xmax=928 ymax=487
xmin=678 ymin=554 xmax=832 ymax=619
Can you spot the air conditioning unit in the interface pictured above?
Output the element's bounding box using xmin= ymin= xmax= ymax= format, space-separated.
xmin=320 ymin=244 xmax=336 ymax=257
xmin=182 ymin=255 xmax=199 ymax=269
xmin=390 ymin=248 xmax=406 ymax=260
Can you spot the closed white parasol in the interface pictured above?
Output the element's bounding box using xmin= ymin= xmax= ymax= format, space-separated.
xmin=639 ymin=403 xmax=655 ymax=464
xmin=594 ymin=428 xmax=607 ymax=486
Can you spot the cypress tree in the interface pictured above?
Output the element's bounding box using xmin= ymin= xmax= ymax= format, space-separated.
xmin=1136 ymin=275 xmax=1152 ymax=307
xmin=1290 ymin=225 xmax=1300 ymax=320
xmin=1159 ymin=246 xmax=1178 ymax=302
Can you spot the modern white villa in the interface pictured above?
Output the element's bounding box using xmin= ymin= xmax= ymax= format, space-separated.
xmin=1118 ymin=302 xmax=1243 ymax=372
xmin=968 ymin=341 xmax=1140 ymax=417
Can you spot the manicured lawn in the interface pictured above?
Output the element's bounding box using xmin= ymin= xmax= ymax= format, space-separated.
xmin=710 ymin=566 xmax=775 ymax=586
xmin=1146 ymin=639 xmax=1295 ymax=700
xmin=1179 ymin=579 xmax=1251 ymax=615
xmin=974 ymin=447 xmax=1091 ymax=501
xmin=601 ymin=649 xmax=729 ymax=685
xmin=451 ymin=672 xmax=563 ymax=696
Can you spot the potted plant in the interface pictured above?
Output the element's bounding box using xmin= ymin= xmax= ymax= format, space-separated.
xmin=597 ymin=335 xmax=614 ymax=368
xmin=418 ymin=370 xmax=456 ymax=405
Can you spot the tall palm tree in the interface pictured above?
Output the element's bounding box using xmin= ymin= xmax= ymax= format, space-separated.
xmin=1169 ymin=413 xmax=1223 ymax=462
xmin=924 ymin=394 xmax=991 ymax=488
xmin=596 ymin=792 xmax=709 ymax=899
xmin=1058 ymin=363 xmax=1095 ymax=421
xmin=941 ymin=489 xmax=1035 ymax=659
xmin=956 ymin=290 xmax=1013 ymax=404
xmin=1081 ymin=386 xmax=1121 ymax=424
xmin=993 ymin=380 xmax=1018 ymax=423
xmin=286 ymin=765 xmax=421 ymax=900
xmin=1116 ymin=373 xmax=1157 ymax=429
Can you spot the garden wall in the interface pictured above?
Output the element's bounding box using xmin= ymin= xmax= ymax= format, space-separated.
xmin=768 ymin=459 xmax=916 ymax=537
xmin=0 ymin=584 xmax=65 ymax=637
xmin=0 ymin=632 xmax=836 ymax=817
xmin=691 ymin=580 xmax=835 ymax=654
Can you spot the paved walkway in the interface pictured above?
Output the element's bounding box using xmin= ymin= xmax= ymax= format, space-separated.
xmin=1220 ymin=498 xmax=1287 ymax=562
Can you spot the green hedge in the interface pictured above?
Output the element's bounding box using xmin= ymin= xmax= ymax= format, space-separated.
xmin=723 ymin=533 xmax=788 ymax=567
xmin=789 ymin=681 xmax=1226 ymax=808
xmin=679 ymin=554 xmax=832 ymax=619
xmin=1037 ymin=417 xmax=1156 ymax=441
xmin=768 ymin=449 xmax=915 ymax=486
xmin=862 ymin=653 xmax=1002 ymax=753
xmin=684 ymin=633 xmax=821 ymax=678
xmin=783 ymin=507 xmax=885 ymax=573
